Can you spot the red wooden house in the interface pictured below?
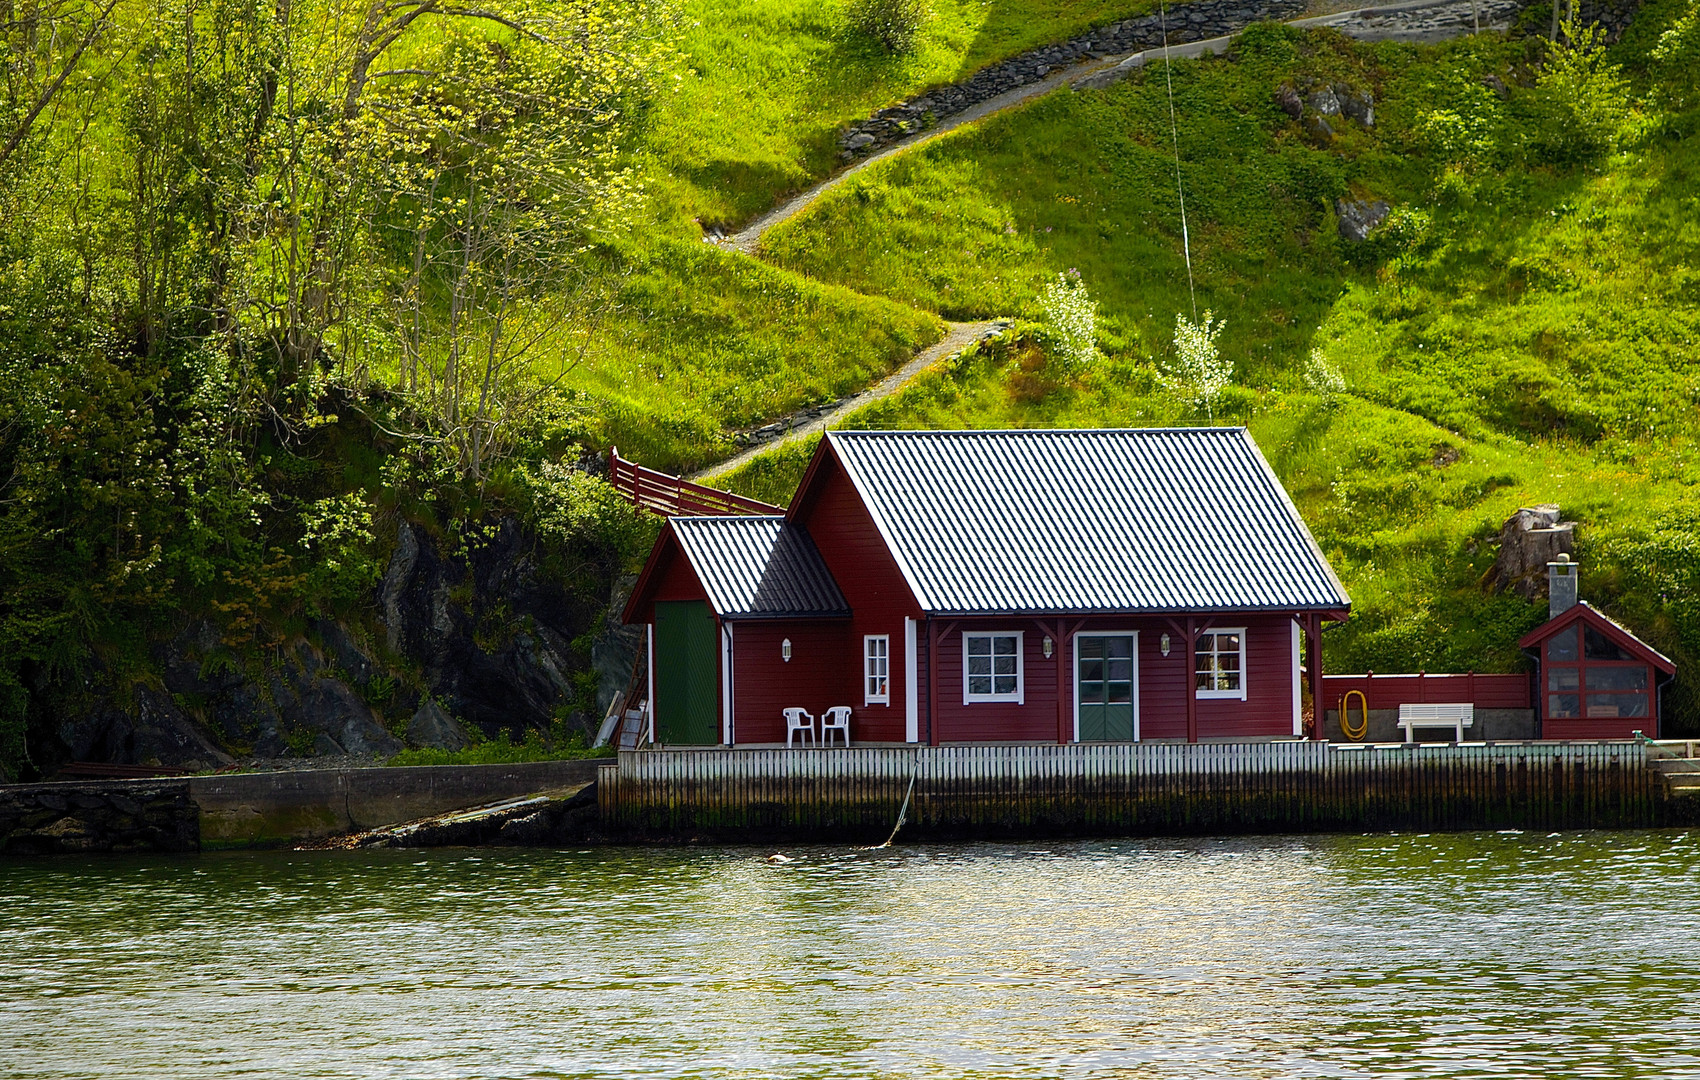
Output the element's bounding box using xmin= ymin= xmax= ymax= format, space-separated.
xmin=622 ymin=429 xmax=1352 ymax=746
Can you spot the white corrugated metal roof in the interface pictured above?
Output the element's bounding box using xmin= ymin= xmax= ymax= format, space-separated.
xmin=672 ymin=516 xmax=849 ymax=619
xmin=825 ymin=428 xmax=1350 ymax=615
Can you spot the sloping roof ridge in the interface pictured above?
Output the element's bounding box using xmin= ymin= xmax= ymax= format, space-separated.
xmin=1234 ymin=428 xmax=1352 ymax=608
xmin=1521 ymin=600 xmax=1677 ymax=670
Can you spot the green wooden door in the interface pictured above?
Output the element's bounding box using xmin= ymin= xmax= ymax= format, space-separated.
xmin=1077 ymin=635 xmax=1137 ymax=741
xmin=655 ymin=600 xmax=719 ymax=745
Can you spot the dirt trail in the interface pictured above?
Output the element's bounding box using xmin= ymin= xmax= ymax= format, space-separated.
xmin=693 ymin=320 xmax=1007 ymax=481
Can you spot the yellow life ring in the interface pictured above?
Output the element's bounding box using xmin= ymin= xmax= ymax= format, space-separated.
xmin=1340 ymin=689 xmax=1369 ymax=742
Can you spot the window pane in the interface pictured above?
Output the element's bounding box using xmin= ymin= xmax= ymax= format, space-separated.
xmin=1218 ymin=651 xmax=1240 ymax=673
xmin=994 ymin=636 xmax=1017 ymax=657
xmin=994 ymin=675 xmax=1017 ymax=695
xmin=1080 ymin=680 xmax=1104 ymax=703
xmin=994 ymin=655 xmax=1017 ymax=676
xmin=1196 ymin=670 xmax=1216 ymax=691
xmin=1108 ymin=680 xmax=1132 ymax=704
xmin=1547 ymin=667 xmax=1580 ymax=691
xmin=1107 ymin=637 xmax=1133 ymax=659
xmin=1584 ymin=627 xmax=1636 ymax=662
xmin=1548 ymin=693 xmax=1580 ymax=718
xmin=1221 ymin=634 xmax=1241 ymax=652
xmin=1586 ymin=692 xmax=1647 ymax=718
xmin=969 ymin=675 xmax=992 ymax=695
xmin=1220 ymin=671 xmax=1241 ymax=691
xmin=1586 ymin=666 xmax=1647 ymax=692
xmin=967 ymin=636 xmax=991 ymax=658
xmin=1107 ymin=658 xmax=1132 ymax=682
xmin=968 ymin=656 xmax=991 ymax=676
xmin=1547 ymin=626 xmax=1579 ymax=662
xmin=1080 ymin=638 xmax=1104 ymax=660
xmin=1080 ymin=658 xmax=1104 ymax=683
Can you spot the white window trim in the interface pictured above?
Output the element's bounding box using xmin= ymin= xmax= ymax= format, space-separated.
xmin=864 ymin=634 xmax=891 ymax=706
xmin=963 ymin=630 xmax=1025 ymax=705
xmin=1071 ymin=631 xmax=1140 ymax=743
xmin=1195 ymin=626 xmax=1249 ymax=701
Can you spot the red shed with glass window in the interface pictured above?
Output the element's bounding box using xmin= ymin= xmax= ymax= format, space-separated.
xmin=623 ymin=429 xmax=1353 ymax=746
xmin=1520 ymin=602 xmax=1675 ymax=740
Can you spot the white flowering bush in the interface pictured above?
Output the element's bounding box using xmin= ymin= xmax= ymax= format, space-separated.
xmin=1304 ymin=348 xmax=1347 ymax=404
xmin=845 ymin=0 xmax=932 ymax=53
xmin=1166 ymin=310 xmax=1231 ymax=418
xmin=1039 ymin=269 xmax=1099 ymax=372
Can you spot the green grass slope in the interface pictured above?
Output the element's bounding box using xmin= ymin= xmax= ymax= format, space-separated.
xmin=721 ymin=15 xmax=1700 ymax=725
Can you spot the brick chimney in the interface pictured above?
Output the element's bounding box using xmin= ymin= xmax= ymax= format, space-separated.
xmin=1548 ymin=553 xmax=1578 ymax=620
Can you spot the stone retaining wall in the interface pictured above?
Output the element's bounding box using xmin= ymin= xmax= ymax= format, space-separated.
xmin=1322 ymin=708 xmax=1539 ymax=743
xmin=839 ymin=0 xmax=1304 ymax=161
xmin=1 ymin=759 xmax=606 ymax=854
xmin=0 ymin=781 xmax=198 ymax=855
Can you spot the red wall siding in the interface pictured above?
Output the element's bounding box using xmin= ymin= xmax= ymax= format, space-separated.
xmin=1542 ymin=715 xmax=1652 ymax=741
xmin=649 ymin=547 xmax=709 ymax=604
xmin=730 ymin=620 xmax=854 ymax=744
xmin=926 ymin=614 xmax=1298 ymax=743
xmin=794 ymin=454 xmax=921 ymax=742
xmin=1322 ymin=672 xmax=1532 ymax=711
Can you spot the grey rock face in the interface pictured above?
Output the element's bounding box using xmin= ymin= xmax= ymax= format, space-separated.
xmin=57 ymin=686 xmax=234 ymax=771
xmin=406 ymin=700 xmax=472 ymax=751
xmin=1337 ymin=85 xmax=1374 ymax=127
xmin=1275 ymin=84 xmax=1303 ymax=119
xmin=1485 ymin=505 xmax=1577 ymax=599
xmin=1336 ymin=198 xmax=1391 ymax=242
xmin=1307 ymin=86 xmax=1342 ymax=116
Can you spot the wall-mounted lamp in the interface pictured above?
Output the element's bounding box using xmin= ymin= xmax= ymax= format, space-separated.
xmin=1159 ymin=632 xmax=1172 ymax=657
xmin=782 ymin=638 xmax=792 ymax=662
xmin=1042 ymin=636 xmax=1054 ymax=659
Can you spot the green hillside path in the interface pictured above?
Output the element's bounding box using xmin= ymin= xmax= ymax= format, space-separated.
xmin=720 ymin=0 xmax=1516 ymax=256
xmin=696 ymin=0 xmax=1519 ymax=482
xmin=693 ymin=318 xmax=1008 ymax=481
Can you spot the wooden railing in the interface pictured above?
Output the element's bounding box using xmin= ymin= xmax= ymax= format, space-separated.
xmin=598 ymin=740 xmax=1668 ymax=838
xmin=607 ymin=447 xmax=784 ymax=517
xmin=1322 ymin=671 xmax=1532 ymax=710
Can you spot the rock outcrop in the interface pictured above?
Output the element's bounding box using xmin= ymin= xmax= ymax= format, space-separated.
xmin=1485 ymin=505 xmax=1577 ymax=598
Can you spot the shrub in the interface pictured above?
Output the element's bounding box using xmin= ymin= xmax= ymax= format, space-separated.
xmin=844 ymin=0 xmax=932 ymax=53
xmin=1038 ymin=269 xmax=1099 ymax=373
xmin=1305 ymin=349 xmax=1347 ymax=404
xmin=1165 ymin=310 xmax=1232 ymax=420
xmin=1523 ymin=19 xmax=1633 ymax=167
xmin=1651 ymin=0 xmax=1700 ymax=113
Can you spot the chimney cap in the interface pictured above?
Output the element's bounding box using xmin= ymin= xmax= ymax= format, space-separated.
xmin=1554 ymin=553 xmax=1571 ymax=564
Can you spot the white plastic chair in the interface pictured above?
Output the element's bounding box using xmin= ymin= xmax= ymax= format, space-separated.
xmin=783 ymin=707 xmax=815 ymax=748
xmin=821 ymin=706 xmax=852 ymax=747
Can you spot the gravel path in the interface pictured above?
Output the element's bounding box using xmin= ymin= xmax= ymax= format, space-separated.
xmin=692 ymin=320 xmax=1008 ymax=481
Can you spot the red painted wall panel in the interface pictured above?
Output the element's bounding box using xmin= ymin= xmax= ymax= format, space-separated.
xmin=1541 ymin=717 xmax=1651 ymax=741
xmin=1322 ymin=673 xmax=1532 ymax=711
xmin=729 ymin=620 xmax=854 ymax=744
xmin=926 ymin=614 xmax=1298 ymax=743
xmin=794 ymin=455 xmax=921 ymax=743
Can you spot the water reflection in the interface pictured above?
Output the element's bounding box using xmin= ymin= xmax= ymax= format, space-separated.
xmin=3 ymin=832 xmax=1700 ymax=1078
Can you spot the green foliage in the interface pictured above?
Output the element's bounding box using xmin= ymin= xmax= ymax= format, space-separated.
xmin=845 ymin=0 xmax=934 ymax=53
xmin=1651 ymin=0 xmax=1700 ymax=112
xmin=387 ymin=727 xmax=613 ymax=767
xmin=1522 ymin=20 xmax=1635 ymax=167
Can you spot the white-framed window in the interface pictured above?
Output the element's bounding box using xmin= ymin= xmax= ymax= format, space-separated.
xmin=864 ymin=634 xmax=890 ymax=705
xmin=964 ymin=632 xmax=1024 ymax=704
xmin=1195 ymin=628 xmax=1247 ymax=700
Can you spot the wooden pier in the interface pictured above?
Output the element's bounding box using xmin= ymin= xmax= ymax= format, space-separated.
xmin=597 ymin=741 xmax=1687 ymax=840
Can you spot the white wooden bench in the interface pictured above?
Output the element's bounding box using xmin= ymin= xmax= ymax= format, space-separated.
xmin=1397 ymin=703 xmax=1474 ymax=743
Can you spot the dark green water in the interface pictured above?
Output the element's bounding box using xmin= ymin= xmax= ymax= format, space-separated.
xmin=4 ymin=831 xmax=1699 ymax=1078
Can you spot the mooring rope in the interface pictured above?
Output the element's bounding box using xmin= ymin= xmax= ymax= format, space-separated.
xmin=1158 ymin=0 xmax=1198 ymax=320
xmin=861 ymin=761 xmax=920 ymax=850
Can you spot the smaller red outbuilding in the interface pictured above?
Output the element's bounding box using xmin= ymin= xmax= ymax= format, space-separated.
xmin=1520 ymin=600 xmax=1676 ymax=741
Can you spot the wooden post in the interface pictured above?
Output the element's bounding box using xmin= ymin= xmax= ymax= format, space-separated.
xmin=927 ymin=618 xmax=939 ymax=747
xmin=1307 ymin=613 xmax=1324 ymax=741
xmin=1185 ymin=615 xmax=1198 ymax=744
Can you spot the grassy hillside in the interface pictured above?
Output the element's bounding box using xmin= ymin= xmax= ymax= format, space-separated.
xmin=646 ymin=0 xmax=1161 ymax=229
xmin=717 ymin=10 xmax=1700 ymax=725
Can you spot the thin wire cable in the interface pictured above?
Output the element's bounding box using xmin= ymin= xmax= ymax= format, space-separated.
xmin=1158 ymin=0 xmax=1197 ymax=320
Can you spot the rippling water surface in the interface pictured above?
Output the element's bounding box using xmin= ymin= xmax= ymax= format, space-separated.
xmin=4 ymin=831 xmax=1700 ymax=1078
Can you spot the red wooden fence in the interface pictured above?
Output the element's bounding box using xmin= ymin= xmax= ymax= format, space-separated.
xmin=607 ymin=448 xmax=784 ymax=518
xmin=1322 ymin=672 xmax=1532 ymax=710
